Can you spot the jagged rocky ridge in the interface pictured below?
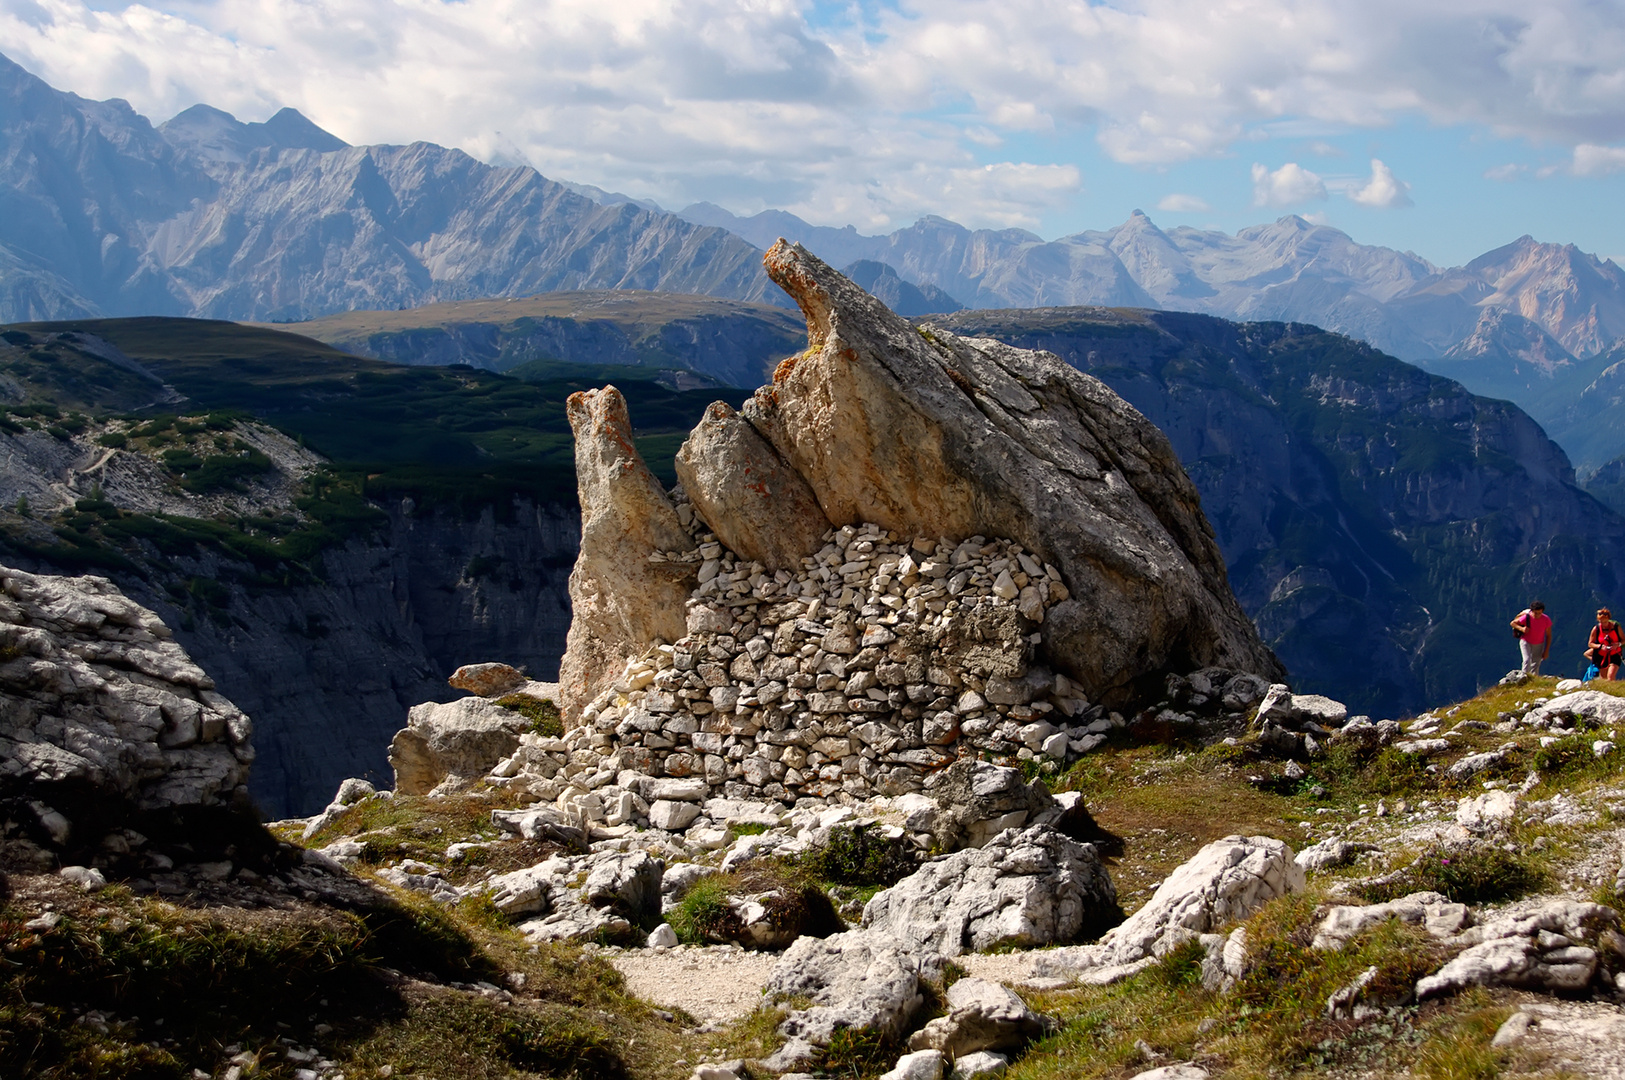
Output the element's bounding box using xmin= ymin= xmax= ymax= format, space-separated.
xmin=0 ymin=53 xmax=779 ymax=323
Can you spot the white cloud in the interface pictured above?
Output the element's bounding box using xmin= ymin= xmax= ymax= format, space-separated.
xmin=1484 ymin=163 xmax=1526 ymax=181
xmin=1573 ymin=144 xmax=1625 ymax=176
xmin=4 ymin=0 xmax=1625 ymax=231
xmin=1252 ymin=162 xmax=1328 ymax=207
xmin=1347 ymin=158 xmax=1413 ymax=207
xmin=1156 ymin=193 xmax=1211 ymax=213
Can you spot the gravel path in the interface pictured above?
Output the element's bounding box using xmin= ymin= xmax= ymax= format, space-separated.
xmin=607 ymin=945 xmax=779 ymax=1024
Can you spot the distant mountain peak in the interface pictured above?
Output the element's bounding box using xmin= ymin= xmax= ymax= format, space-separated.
xmin=840 ymin=259 xmax=964 ymax=316
xmin=159 ymin=102 xmax=347 ymax=164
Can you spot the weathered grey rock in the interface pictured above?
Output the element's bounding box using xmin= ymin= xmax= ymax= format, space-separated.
xmin=949 ymin=1051 xmax=1009 ymax=1080
xmin=647 ymin=923 xmax=678 ymax=949
xmin=486 ymin=848 xmax=665 ymax=944
xmin=922 ymin=759 xmax=1065 ymax=851
xmin=1455 ymin=790 xmax=1518 ymax=830
xmin=675 ymin=400 xmax=832 ymax=570
xmin=559 ymin=386 xmax=697 ymax=720
xmin=1294 ymin=838 xmax=1378 ymax=873
xmin=1312 ymin=891 xmax=1471 ymax=950
xmin=906 ymin=977 xmax=1047 ymax=1057
xmin=0 ymin=565 xmax=253 ymax=843
xmin=707 ymin=243 xmax=1281 ymax=707
xmin=1524 ymin=691 xmax=1625 ymax=729
xmin=764 ymin=929 xmax=937 ymax=1057
xmin=1034 ymin=835 xmax=1301 ymax=983
xmin=447 ymin=662 xmax=530 ymax=698
xmin=1416 ymin=900 xmax=1621 ymax=999
xmin=862 ymin=824 xmax=1117 ymax=956
xmin=1198 ymin=926 xmax=1250 ymax=991
xmin=879 ymin=1049 xmax=945 ymax=1080
xmin=649 ymin=799 xmax=702 ymax=831
xmin=1128 ymin=1068 xmax=1208 ymax=1080
xmin=388 ymin=697 xmax=530 ymax=795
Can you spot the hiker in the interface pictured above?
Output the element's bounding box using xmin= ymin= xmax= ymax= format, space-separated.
xmin=1588 ymin=608 xmax=1622 ymax=681
xmin=1511 ymin=600 xmax=1552 ymax=675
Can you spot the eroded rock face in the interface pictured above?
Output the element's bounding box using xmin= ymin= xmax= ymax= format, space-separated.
xmin=560 ymin=386 xmax=697 ymax=717
xmin=861 ymin=823 xmax=1119 ymax=956
xmin=560 ymin=245 xmax=1279 ymax=731
xmin=745 ymin=241 xmax=1281 ymax=703
xmin=674 ymin=400 xmax=831 ymax=570
xmin=0 ymin=565 xmax=253 ymax=854
xmin=388 ymin=697 xmax=530 ymax=795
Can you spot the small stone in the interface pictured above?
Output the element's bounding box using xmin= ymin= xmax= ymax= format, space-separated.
xmin=949 ymin=1051 xmax=1009 ymax=1080
xmin=647 ymin=923 xmax=679 ymax=949
xmin=649 ymin=799 xmax=702 ymax=831
xmin=59 ymin=865 xmax=107 ymax=892
xmin=448 ymin=662 xmax=529 ymax=697
xmin=879 ymin=1049 xmax=945 ymax=1080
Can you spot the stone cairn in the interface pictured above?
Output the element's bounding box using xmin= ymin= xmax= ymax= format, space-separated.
xmin=487 ymin=517 xmax=1121 ymax=819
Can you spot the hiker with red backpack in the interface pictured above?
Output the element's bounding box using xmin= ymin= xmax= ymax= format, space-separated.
xmin=1588 ymin=608 xmax=1622 ymax=681
xmin=1511 ymin=600 xmax=1552 ymax=675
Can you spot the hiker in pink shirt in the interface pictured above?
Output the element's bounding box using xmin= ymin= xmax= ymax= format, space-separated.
xmin=1511 ymin=600 xmax=1552 ymax=675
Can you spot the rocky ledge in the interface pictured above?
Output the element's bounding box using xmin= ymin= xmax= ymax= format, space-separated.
xmin=0 ymin=563 xmax=254 ymax=871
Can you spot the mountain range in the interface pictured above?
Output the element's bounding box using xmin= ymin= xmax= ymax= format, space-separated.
xmin=5 ymin=49 xmax=1625 ymax=468
xmin=7 ymin=50 xmax=1625 ymax=366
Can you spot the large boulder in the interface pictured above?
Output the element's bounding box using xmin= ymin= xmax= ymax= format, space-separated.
xmin=389 ymin=697 xmax=531 ymax=795
xmin=558 ymin=245 xmax=1280 ymax=727
xmin=1035 ymin=835 xmax=1302 ymax=984
xmin=1415 ymin=900 xmax=1624 ymax=1000
xmin=558 ymin=386 xmax=697 ymax=719
xmin=861 ymin=823 xmax=1119 ymax=955
xmin=0 ymin=565 xmax=254 ymax=859
xmin=737 ymin=241 xmax=1281 ymax=703
xmin=762 ymin=929 xmax=939 ymax=1071
xmin=673 ymin=399 xmax=831 ymax=570
xmin=906 ymin=977 xmax=1048 ymax=1057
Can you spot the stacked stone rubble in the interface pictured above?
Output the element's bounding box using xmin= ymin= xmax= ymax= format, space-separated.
xmin=487 ymin=519 xmax=1126 ymax=818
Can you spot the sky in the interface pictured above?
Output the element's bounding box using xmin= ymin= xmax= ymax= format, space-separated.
xmin=5 ymin=0 xmax=1625 ymax=268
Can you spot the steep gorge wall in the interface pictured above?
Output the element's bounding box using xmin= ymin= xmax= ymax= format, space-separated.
xmin=8 ymin=499 xmax=579 ymax=818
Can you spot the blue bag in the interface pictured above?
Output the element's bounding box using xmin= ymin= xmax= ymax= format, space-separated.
xmin=1584 ymin=661 xmax=1601 ymax=682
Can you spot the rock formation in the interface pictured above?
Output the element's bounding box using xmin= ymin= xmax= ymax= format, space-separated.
xmin=560 ymin=385 xmax=699 ymax=713
xmin=0 ymin=564 xmax=253 ymax=864
xmin=558 ymin=243 xmax=1280 ymax=732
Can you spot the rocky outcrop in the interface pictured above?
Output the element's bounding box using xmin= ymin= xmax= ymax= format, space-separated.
xmin=387 ymin=697 xmax=532 ymax=796
xmin=860 ymin=823 xmax=1118 ymax=955
xmin=906 ymin=978 xmax=1048 ymax=1058
xmin=0 ymin=565 xmax=252 ymax=861
xmin=673 ymin=401 xmax=831 ymax=570
xmin=1416 ymin=900 xmax=1624 ymax=999
xmin=746 ymin=243 xmax=1278 ymax=702
xmin=558 ymin=245 xmax=1279 ymax=750
xmin=559 ymin=387 xmax=697 ymax=716
xmin=1034 ymin=835 xmax=1303 ymax=984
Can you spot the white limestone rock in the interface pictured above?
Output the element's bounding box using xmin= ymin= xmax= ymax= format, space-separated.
xmin=862 ymin=824 xmax=1117 ymax=956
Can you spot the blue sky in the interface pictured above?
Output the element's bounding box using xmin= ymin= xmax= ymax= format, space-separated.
xmin=4 ymin=0 xmax=1624 ymax=268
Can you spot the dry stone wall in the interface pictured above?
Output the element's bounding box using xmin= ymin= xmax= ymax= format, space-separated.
xmin=489 ymin=515 xmax=1123 ymax=809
